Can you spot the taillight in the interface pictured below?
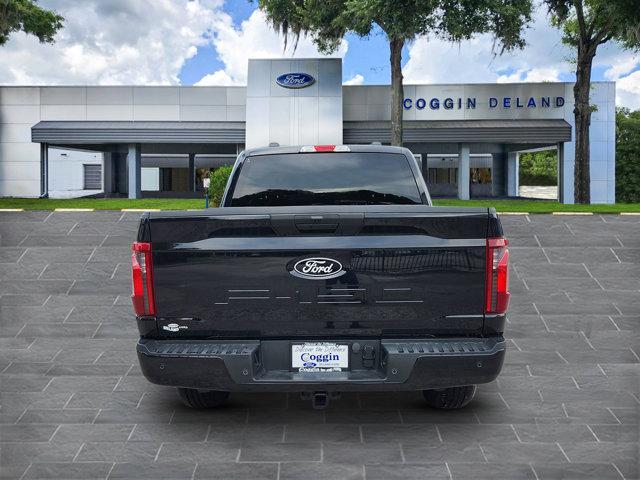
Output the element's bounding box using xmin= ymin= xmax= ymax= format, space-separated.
xmin=313 ymin=144 xmax=336 ymax=152
xmin=131 ymin=242 xmax=155 ymax=316
xmin=299 ymin=145 xmax=351 ymax=153
xmin=485 ymin=237 xmax=510 ymax=315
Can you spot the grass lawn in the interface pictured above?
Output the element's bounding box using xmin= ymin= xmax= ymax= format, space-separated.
xmin=1 ymin=197 xmax=639 ymax=213
xmin=432 ymin=199 xmax=640 ymax=213
xmin=0 ymin=198 xmax=205 ymax=210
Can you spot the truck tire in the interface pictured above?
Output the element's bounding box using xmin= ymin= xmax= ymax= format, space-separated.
xmin=177 ymin=388 xmax=229 ymax=408
xmin=423 ymin=385 xmax=476 ymax=409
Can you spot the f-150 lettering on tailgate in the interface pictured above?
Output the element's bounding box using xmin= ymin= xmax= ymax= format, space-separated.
xmin=212 ymin=286 xmax=421 ymax=305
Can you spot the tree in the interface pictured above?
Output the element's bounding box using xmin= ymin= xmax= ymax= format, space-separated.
xmin=544 ymin=0 xmax=640 ymax=204
xmin=0 ymin=0 xmax=64 ymax=46
xmin=615 ymin=107 xmax=640 ymax=203
xmin=519 ymin=150 xmax=558 ymax=186
xmin=258 ymin=0 xmax=532 ymax=146
xmin=207 ymin=165 xmax=234 ymax=207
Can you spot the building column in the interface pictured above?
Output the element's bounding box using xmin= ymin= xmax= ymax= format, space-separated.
xmin=507 ymin=151 xmax=519 ymax=197
xmin=457 ymin=143 xmax=470 ymax=200
xmin=127 ymin=143 xmax=141 ymax=199
xmin=557 ymin=142 xmax=565 ymax=203
xmin=103 ymin=152 xmax=113 ymax=195
xmin=39 ymin=143 xmax=49 ymax=198
xmin=188 ymin=153 xmax=196 ymax=192
xmin=491 ymin=150 xmax=507 ymax=197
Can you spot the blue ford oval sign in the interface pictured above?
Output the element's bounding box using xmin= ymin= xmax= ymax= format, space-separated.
xmin=276 ymin=72 xmax=315 ymax=89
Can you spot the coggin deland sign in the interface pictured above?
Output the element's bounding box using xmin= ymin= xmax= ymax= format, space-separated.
xmin=275 ymin=70 xmax=566 ymax=112
xmin=403 ymin=95 xmax=565 ymax=110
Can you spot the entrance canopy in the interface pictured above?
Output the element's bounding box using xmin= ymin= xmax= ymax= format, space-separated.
xmin=33 ymin=119 xmax=570 ymax=146
xmin=32 ymin=121 xmax=246 ymax=144
xmin=344 ymin=119 xmax=572 ymax=144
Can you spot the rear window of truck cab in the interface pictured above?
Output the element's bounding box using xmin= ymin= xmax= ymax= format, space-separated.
xmin=228 ymin=152 xmax=422 ymax=206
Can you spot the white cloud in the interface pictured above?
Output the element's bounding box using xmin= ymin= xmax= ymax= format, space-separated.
xmin=604 ymin=54 xmax=639 ymax=81
xmin=497 ymin=67 xmax=561 ymax=83
xmin=343 ymin=74 xmax=364 ymax=85
xmin=195 ymin=70 xmax=237 ymax=86
xmin=599 ymin=52 xmax=640 ymax=109
xmin=0 ymin=0 xmax=224 ymax=85
xmin=403 ymin=8 xmax=572 ymax=85
xmin=616 ymin=70 xmax=640 ymax=110
xmin=196 ymin=9 xmax=348 ymax=86
xmin=402 ymin=6 xmax=639 ymax=108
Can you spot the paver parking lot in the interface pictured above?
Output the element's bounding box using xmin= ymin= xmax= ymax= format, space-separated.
xmin=0 ymin=211 xmax=638 ymax=479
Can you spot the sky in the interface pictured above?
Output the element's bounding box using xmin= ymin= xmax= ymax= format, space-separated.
xmin=0 ymin=0 xmax=638 ymax=108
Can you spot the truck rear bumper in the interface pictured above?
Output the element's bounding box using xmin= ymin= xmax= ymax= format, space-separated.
xmin=137 ymin=337 xmax=505 ymax=392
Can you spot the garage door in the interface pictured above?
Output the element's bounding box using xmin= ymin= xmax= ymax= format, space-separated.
xmin=83 ymin=164 xmax=102 ymax=190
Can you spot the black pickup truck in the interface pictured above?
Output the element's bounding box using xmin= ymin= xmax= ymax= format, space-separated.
xmin=132 ymin=145 xmax=509 ymax=409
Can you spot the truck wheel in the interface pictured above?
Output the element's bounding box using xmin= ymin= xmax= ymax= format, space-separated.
xmin=177 ymin=388 xmax=229 ymax=408
xmin=423 ymin=385 xmax=476 ymax=409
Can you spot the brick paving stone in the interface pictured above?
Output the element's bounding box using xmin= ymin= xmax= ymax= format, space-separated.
xmin=402 ymin=442 xmax=485 ymax=463
xmin=365 ymin=463 xmax=449 ymax=480
xmin=281 ymin=463 xmax=365 ymax=480
xmin=238 ymin=441 xmax=321 ymax=462
xmin=532 ymin=462 xmax=624 ymax=480
xmin=156 ymin=441 xmax=241 ymax=463
xmin=74 ymin=441 xmax=161 ymax=463
xmin=22 ymin=462 xmax=113 ymax=479
xmin=448 ymin=462 xmax=537 ymax=480
xmin=194 ymin=462 xmax=278 ymax=480
xmin=0 ymin=212 xmax=637 ymax=479
xmin=284 ymin=423 xmax=361 ymax=442
xmin=107 ymin=462 xmax=196 ymax=479
xmin=323 ymin=441 xmax=403 ymax=464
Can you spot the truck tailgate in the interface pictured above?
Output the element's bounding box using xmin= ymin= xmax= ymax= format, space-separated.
xmin=142 ymin=206 xmax=496 ymax=339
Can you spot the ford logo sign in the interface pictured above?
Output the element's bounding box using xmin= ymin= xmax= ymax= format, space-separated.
xmin=275 ymin=72 xmax=315 ymax=89
xmin=289 ymin=257 xmax=346 ymax=280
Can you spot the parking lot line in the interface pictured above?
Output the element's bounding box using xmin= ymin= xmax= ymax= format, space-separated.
xmin=121 ymin=208 xmax=162 ymax=212
xmin=552 ymin=212 xmax=594 ymax=215
xmin=54 ymin=208 xmax=95 ymax=212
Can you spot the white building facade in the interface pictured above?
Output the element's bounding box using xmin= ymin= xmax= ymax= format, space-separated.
xmin=0 ymin=58 xmax=616 ymax=203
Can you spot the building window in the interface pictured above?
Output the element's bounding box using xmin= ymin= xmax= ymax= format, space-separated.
xmin=471 ymin=168 xmax=492 ymax=184
xmin=83 ymin=164 xmax=102 ymax=190
xmin=427 ymin=168 xmax=457 ymax=184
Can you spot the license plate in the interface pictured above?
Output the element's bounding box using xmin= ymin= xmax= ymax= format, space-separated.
xmin=291 ymin=343 xmax=349 ymax=372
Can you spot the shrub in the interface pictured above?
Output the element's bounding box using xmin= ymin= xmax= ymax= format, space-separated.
xmin=207 ymin=165 xmax=233 ymax=207
xmin=616 ymin=108 xmax=640 ymax=203
xmin=519 ymin=150 xmax=558 ymax=186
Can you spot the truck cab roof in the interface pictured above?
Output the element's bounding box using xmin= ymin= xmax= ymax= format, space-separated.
xmin=242 ymin=144 xmax=409 ymax=157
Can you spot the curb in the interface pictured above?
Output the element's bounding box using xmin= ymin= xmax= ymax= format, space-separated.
xmin=0 ymin=208 xmax=24 ymax=212
xmin=620 ymin=212 xmax=640 ymax=216
xmin=498 ymin=212 xmax=529 ymax=215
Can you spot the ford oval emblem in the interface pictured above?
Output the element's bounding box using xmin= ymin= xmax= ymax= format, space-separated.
xmin=290 ymin=257 xmax=346 ymax=280
xmin=276 ymin=72 xmax=315 ymax=89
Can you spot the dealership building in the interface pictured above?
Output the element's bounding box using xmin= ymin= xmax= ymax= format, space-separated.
xmin=0 ymin=58 xmax=616 ymax=203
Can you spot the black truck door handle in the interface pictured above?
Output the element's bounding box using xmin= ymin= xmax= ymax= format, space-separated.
xmin=295 ymin=223 xmax=339 ymax=233
xmin=294 ymin=214 xmax=339 ymax=233
xmin=270 ymin=213 xmax=364 ymax=235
